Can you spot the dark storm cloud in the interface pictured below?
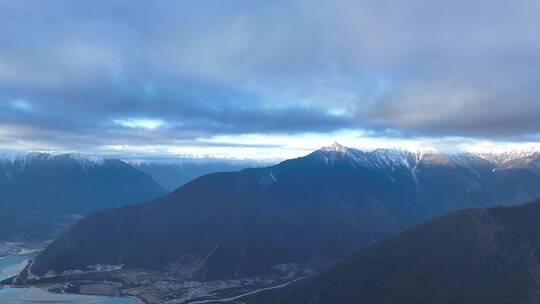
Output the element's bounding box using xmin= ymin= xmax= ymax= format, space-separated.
xmin=0 ymin=0 xmax=540 ymax=150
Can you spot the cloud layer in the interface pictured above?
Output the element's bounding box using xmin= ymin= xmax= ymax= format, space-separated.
xmin=0 ymin=0 xmax=539 ymax=153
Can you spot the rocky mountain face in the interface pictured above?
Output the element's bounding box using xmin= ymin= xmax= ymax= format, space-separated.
xmin=0 ymin=152 xmax=167 ymax=240
xmin=266 ymin=198 xmax=540 ymax=304
xmin=22 ymin=144 xmax=540 ymax=283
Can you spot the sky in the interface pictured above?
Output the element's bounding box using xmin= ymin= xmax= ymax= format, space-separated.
xmin=1 ymin=0 xmax=540 ymax=159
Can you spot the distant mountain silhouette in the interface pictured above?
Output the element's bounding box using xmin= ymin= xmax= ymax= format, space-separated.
xmin=26 ymin=145 xmax=540 ymax=282
xmin=0 ymin=152 xmax=167 ymax=240
xmin=266 ymin=198 xmax=540 ymax=304
xmin=128 ymin=159 xmax=266 ymax=191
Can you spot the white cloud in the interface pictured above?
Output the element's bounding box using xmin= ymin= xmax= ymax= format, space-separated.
xmin=113 ymin=119 xmax=166 ymax=130
xmin=11 ymin=99 xmax=32 ymax=112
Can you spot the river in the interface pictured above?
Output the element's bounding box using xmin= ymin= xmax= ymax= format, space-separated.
xmin=0 ymin=250 xmax=140 ymax=304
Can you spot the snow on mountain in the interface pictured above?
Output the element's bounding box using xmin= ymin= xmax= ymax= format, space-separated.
xmin=0 ymin=152 xmax=106 ymax=170
xmin=316 ymin=143 xmax=540 ymax=175
xmin=369 ymin=149 xmax=415 ymax=170
xmin=320 ymin=142 xmax=348 ymax=153
xmin=317 ymin=144 xmax=428 ymax=170
xmin=64 ymin=153 xmax=105 ymax=166
xmin=478 ymin=151 xmax=540 ymax=167
xmin=0 ymin=151 xmax=26 ymax=164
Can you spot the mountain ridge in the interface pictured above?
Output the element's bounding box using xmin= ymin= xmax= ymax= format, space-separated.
xmin=22 ymin=144 xmax=540 ymax=279
xmin=3 ymin=145 xmax=540 ymax=176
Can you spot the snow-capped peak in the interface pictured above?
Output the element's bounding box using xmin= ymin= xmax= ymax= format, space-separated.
xmin=321 ymin=142 xmax=348 ymax=153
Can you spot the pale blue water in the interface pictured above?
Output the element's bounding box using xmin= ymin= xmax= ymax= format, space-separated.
xmin=0 ymin=255 xmax=29 ymax=271
xmin=0 ymin=252 xmax=35 ymax=281
xmin=0 ymin=287 xmax=140 ymax=303
xmin=0 ymin=253 xmax=139 ymax=304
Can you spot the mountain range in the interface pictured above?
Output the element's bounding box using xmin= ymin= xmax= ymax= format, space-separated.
xmin=0 ymin=152 xmax=167 ymax=240
xmin=23 ymin=143 xmax=540 ymax=287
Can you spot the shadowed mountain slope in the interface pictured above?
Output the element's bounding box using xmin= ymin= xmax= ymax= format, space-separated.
xmin=266 ymin=198 xmax=540 ymax=304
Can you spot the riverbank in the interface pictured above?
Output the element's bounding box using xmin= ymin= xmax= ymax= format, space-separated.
xmin=0 ymin=242 xmax=142 ymax=304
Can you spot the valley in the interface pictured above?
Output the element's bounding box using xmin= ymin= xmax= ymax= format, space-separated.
xmin=8 ymin=266 xmax=306 ymax=304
